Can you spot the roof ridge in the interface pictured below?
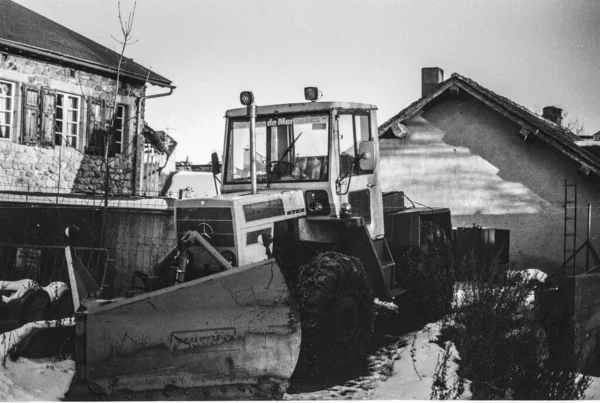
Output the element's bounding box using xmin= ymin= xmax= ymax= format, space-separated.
xmin=0 ymin=0 xmax=171 ymax=86
xmin=378 ymin=69 xmax=600 ymax=176
xmin=451 ymin=73 xmax=577 ymax=139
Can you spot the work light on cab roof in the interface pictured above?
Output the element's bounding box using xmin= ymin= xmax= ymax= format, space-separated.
xmin=304 ymin=87 xmax=320 ymax=102
xmin=240 ymin=91 xmax=254 ymax=106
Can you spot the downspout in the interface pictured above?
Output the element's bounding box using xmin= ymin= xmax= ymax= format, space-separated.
xmin=135 ymin=85 xmax=176 ymax=195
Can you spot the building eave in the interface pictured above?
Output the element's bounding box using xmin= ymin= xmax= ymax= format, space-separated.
xmin=0 ymin=38 xmax=172 ymax=87
xmin=378 ymin=74 xmax=600 ymax=178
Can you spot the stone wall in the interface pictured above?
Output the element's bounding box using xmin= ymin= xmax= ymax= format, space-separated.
xmin=0 ymin=52 xmax=145 ymax=195
xmin=0 ymin=139 xmax=134 ymax=194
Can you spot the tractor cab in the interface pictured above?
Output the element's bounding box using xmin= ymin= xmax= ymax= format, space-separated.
xmin=220 ymin=89 xmax=385 ymax=240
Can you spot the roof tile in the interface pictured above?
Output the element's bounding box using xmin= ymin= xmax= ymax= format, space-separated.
xmin=0 ymin=0 xmax=171 ymax=86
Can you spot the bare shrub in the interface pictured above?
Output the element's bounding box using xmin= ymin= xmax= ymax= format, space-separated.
xmin=433 ymin=256 xmax=591 ymax=400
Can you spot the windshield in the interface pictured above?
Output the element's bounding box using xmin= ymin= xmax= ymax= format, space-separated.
xmin=226 ymin=114 xmax=329 ymax=183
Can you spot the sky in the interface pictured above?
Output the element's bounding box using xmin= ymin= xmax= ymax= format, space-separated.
xmin=12 ymin=0 xmax=600 ymax=164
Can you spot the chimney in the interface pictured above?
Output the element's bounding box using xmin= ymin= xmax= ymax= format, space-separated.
xmin=422 ymin=67 xmax=444 ymax=97
xmin=542 ymin=106 xmax=563 ymax=126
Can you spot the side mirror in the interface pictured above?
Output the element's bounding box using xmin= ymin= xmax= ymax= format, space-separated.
xmin=211 ymin=152 xmax=221 ymax=175
xmin=358 ymin=141 xmax=376 ymax=171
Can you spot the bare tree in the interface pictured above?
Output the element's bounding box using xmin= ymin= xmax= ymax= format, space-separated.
xmin=563 ymin=112 xmax=586 ymax=138
xmin=534 ymin=105 xmax=587 ymax=138
xmin=98 ymin=1 xmax=140 ymax=245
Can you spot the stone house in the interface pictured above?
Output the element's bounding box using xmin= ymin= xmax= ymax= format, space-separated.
xmin=0 ymin=0 xmax=174 ymax=196
xmin=378 ymin=67 xmax=600 ymax=272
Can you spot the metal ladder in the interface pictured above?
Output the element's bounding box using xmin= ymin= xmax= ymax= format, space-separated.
xmin=564 ymin=179 xmax=577 ymax=276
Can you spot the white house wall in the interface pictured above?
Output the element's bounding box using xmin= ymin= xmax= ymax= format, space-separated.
xmin=380 ymin=97 xmax=600 ymax=272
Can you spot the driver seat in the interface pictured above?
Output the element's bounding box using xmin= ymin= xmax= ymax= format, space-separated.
xmin=271 ymin=161 xmax=293 ymax=178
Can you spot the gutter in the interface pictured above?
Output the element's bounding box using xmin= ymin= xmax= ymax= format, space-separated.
xmin=134 ymin=85 xmax=176 ymax=195
xmin=0 ymin=38 xmax=172 ymax=87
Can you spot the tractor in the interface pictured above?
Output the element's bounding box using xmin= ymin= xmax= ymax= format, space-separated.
xmin=71 ymin=88 xmax=454 ymax=399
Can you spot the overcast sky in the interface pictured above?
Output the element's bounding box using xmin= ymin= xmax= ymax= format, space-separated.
xmin=13 ymin=0 xmax=600 ymax=163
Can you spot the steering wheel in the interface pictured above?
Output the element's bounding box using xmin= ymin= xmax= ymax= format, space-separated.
xmin=267 ymin=161 xmax=306 ymax=179
xmin=267 ymin=160 xmax=293 ymax=175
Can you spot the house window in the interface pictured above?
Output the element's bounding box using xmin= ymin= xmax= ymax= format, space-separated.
xmin=114 ymin=104 xmax=126 ymax=154
xmin=55 ymin=93 xmax=80 ymax=148
xmin=0 ymin=80 xmax=14 ymax=139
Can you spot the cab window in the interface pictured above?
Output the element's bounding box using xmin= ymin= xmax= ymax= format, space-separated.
xmin=337 ymin=113 xmax=371 ymax=175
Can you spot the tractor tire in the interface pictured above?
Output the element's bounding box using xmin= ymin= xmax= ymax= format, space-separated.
xmin=395 ymin=221 xmax=454 ymax=323
xmin=293 ymin=251 xmax=374 ymax=377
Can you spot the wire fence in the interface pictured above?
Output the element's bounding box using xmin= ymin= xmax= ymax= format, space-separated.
xmin=0 ymin=186 xmax=178 ymax=297
xmin=0 ymin=185 xmax=173 ymax=213
xmin=0 ymin=244 xmax=108 ymax=287
xmin=0 ymin=183 xmax=170 ymax=204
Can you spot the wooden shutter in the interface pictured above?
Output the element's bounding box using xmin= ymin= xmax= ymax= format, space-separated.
xmin=86 ymin=98 xmax=104 ymax=155
xmin=40 ymin=88 xmax=57 ymax=146
xmin=104 ymin=101 xmax=116 ymax=157
xmin=21 ymin=85 xmax=40 ymax=145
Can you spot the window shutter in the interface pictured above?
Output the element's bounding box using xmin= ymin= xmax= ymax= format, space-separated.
xmin=86 ymin=97 xmax=104 ymax=155
xmin=104 ymin=101 xmax=116 ymax=157
xmin=40 ymin=88 xmax=57 ymax=146
xmin=21 ymin=85 xmax=40 ymax=145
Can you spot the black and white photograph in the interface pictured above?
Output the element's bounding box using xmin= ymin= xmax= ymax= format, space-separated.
xmin=1 ymin=0 xmax=600 ymax=400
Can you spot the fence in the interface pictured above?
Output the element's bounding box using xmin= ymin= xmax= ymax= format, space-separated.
xmin=0 ymin=244 xmax=108 ymax=287
xmin=0 ymin=184 xmax=171 ymax=206
xmin=0 ymin=190 xmax=177 ymax=297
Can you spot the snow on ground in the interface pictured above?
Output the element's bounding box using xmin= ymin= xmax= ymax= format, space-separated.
xmin=370 ymin=323 xmax=467 ymax=400
xmin=0 ymin=318 xmax=74 ymax=356
xmin=0 ymin=318 xmax=75 ymax=401
xmin=285 ymin=322 xmax=468 ymax=400
xmin=0 ymin=356 xmax=74 ymax=401
xmin=1 ymin=320 xmax=600 ymax=401
xmin=586 ymin=377 xmax=600 ymax=400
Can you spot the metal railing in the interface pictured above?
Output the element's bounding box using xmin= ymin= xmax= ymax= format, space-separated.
xmin=0 ymin=244 xmax=108 ymax=286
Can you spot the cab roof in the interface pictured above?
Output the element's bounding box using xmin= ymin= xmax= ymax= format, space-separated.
xmin=225 ymin=101 xmax=377 ymax=118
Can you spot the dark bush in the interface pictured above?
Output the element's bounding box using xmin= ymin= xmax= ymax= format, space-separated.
xmin=394 ymin=221 xmax=455 ymax=324
xmin=433 ymin=256 xmax=591 ymax=400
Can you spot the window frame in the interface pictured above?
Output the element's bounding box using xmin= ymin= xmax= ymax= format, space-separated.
xmin=224 ymin=112 xmax=331 ymax=185
xmin=0 ymin=79 xmax=15 ymax=140
xmin=113 ymin=104 xmax=127 ymax=155
xmin=55 ymin=91 xmax=81 ymax=148
xmin=337 ymin=112 xmax=372 ymax=175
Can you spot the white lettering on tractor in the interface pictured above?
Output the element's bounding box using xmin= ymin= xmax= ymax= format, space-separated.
xmin=170 ymin=328 xmax=237 ymax=354
xmin=266 ymin=118 xmax=293 ymax=127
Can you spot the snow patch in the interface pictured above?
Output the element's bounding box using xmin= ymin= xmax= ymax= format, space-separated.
xmin=0 ymin=317 xmax=74 ymax=359
xmin=0 ymin=357 xmax=74 ymax=401
xmin=370 ymin=322 xmax=470 ymax=400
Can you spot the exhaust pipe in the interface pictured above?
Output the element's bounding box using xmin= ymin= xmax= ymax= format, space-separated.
xmin=248 ymin=102 xmax=257 ymax=195
xmin=240 ymin=91 xmax=257 ymax=195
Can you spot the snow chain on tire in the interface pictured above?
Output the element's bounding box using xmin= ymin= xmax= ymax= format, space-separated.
xmin=293 ymin=251 xmax=374 ymax=377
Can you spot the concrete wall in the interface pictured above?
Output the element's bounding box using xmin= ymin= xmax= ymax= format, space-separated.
xmin=380 ymin=96 xmax=600 ymax=271
xmin=538 ymin=274 xmax=600 ymax=373
xmin=0 ymin=52 xmax=145 ymax=194
xmin=105 ymin=210 xmax=176 ymax=296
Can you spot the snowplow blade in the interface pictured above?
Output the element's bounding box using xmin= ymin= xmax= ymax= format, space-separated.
xmin=75 ymin=259 xmax=301 ymax=398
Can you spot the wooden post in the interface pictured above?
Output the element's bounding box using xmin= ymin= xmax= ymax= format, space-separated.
xmin=587 ymin=202 xmax=592 ymax=272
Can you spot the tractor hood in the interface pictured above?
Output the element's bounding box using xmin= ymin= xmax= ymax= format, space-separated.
xmin=175 ymin=190 xmax=306 ymax=266
xmin=175 ymin=189 xmax=306 ymax=226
